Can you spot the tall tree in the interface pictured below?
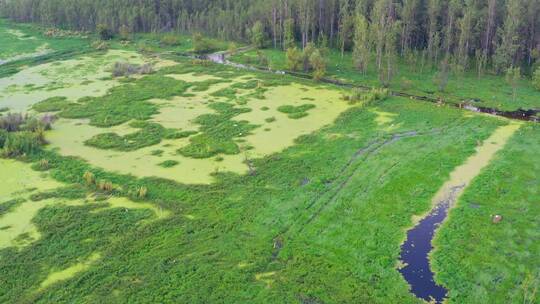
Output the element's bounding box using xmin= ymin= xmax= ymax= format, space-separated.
xmin=352 ymin=13 xmax=370 ymax=73
xmin=494 ymin=0 xmax=524 ymax=72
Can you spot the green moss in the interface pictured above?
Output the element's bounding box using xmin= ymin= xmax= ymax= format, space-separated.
xmin=158 ymin=160 xmax=179 ymax=168
xmin=265 ymin=117 xmax=276 ymax=123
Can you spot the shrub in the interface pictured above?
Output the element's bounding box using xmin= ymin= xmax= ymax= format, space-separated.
xmin=1 ymin=132 xmax=41 ymax=157
xmin=137 ymin=42 xmax=154 ymax=53
xmin=257 ymin=50 xmax=269 ymax=67
xmin=119 ymin=25 xmax=131 ymax=41
xmin=0 ymin=113 xmax=25 ymax=132
xmin=228 ymin=43 xmax=238 ymax=55
xmin=400 ymin=77 xmax=413 ymax=90
xmin=532 ymin=67 xmax=540 ymax=91
xmin=96 ymin=24 xmax=113 ymax=40
xmin=161 ymin=34 xmax=180 ymax=46
xmin=249 ymin=21 xmax=265 ymax=49
xmin=192 ymin=33 xmax=216 ymax=54
xmin=286 ymin=47 xmax=302 ymax=71
xmin=343 ymin=87 xmax=389 ymax=106
xmin=309 ymin=49 xmax=326 ymax=81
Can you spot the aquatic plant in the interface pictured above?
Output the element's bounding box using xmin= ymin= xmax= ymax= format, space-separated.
xmin=97 ymin=180 xmax=114 ymax=192
xmin=83 ymin=171 xmax=95 ymax=185
xmin=33 ymin=96 xmax=72 ymax=112
xmin=178 ymin=102 xmax=258 ymax=158
xmin=1 ymin=132 xmax=42 ymax=157
xmin=137 ymin=186 xmax=148 ymax=198
xmin=158 ymin=160 xmax=179 ymax=168
xmin=0 ymin=114 xmax=55 ymax=155
xmin=277 ymin=104 xmax=316 ymax=119
xmin=39 ymin=159 xmax=49 ymax=169
xmin=112 ymin=62 xmax=154 ymax=77
xmin=342 ymin=87 xmax=389 ymax=106
xmin=85 ymin=121 xmax=188 ymax=152
xmin=59 ymin=74 xmax=191 ymax=127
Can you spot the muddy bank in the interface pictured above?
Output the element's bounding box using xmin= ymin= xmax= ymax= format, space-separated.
xmin=398 ymin=123 xmax=521 ymax=303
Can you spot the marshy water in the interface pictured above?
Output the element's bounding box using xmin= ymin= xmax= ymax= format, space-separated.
xmin=398 ymin=123 xmax=521 ymax=303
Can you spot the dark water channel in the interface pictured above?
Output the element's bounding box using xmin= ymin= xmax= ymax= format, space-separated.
xmin=399 ymin=201 xmax=450 ymax=303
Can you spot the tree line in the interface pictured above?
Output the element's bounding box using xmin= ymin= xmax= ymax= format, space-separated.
xmin=1 ymin=0 xmax=539 ymax=75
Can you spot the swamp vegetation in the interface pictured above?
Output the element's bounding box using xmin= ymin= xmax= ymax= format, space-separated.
xmin=0 ymin=12 xmax=538 ymax=304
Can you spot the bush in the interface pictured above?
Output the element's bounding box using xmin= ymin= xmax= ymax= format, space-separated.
xmin=532 ymin=67 xmax=540 ymax=91
xmin=192 ymin=33 xmax=216 ymax=54
xmin=0 ymin=113 xmax=25 ymax=132
xmin=96 ymin=24 xmax=113 ymax=40
xmin=343 ymin=87 xmax=389 ymax=106
xmin=249 ymin=21 xmax=265 ymax=49
xmin=161 ymin=34 xmax=180 ymax=46
xmin=286 ymin=47 xmax=302 ymax=71
xmin=257 ymin=50 xmax=269 ymax=67
xmin=0 ymin=113 xmax=53 ymax=133
xmin=119 ymin=25 xmax=131 ymax=41
xmin=1 ymin=132 xmax=42 ymax=157
xmin=0 ymin=113 xmax=55 ymax=157
xmin=400 ymin=77 xmax=413 ymax=90
xmin=310 ymin=49 xmax=327 ymax=81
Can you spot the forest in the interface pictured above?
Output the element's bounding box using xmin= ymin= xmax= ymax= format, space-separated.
xmin=0 ymin=1 xmax=538 ymax=304
xmin=1 ymin=0 xmax=539 ymax=76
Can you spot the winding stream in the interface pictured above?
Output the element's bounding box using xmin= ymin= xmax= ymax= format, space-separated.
xmin=398 ymin=123 xmax=521 ymax=303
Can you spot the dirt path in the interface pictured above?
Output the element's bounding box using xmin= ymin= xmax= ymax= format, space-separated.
xmin=398 ymin=122 xmax=522 ymax=303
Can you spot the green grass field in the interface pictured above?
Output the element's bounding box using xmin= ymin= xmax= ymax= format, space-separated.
xmin=0 ymin=20 xmax=538 ymax=304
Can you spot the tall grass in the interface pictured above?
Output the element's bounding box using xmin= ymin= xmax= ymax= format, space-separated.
xmin=0 ymin=113 xmax=54 ymax=157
